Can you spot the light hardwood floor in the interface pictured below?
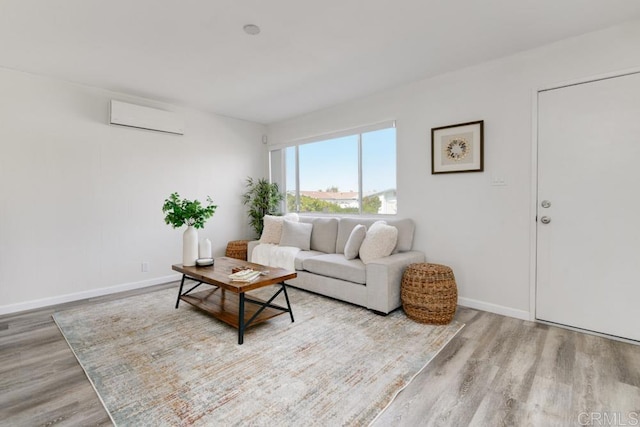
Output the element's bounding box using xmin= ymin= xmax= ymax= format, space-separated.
xmin=1 ymin=283 xmax=639 ymax=426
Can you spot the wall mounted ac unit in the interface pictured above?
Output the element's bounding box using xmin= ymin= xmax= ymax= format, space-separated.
xmin=109 ymin=100 xmax=184 ymax=135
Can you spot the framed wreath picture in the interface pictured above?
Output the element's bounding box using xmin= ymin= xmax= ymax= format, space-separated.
xmin=431 ymin=120 xmax=484 ymax=174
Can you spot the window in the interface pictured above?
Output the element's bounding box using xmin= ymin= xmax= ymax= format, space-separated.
xmin=362 ymin=127 xmax=397 ymax=214
xmin=270 ymin=122 xmax=397 ymax=215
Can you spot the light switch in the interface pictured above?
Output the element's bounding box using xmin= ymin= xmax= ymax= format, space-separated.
xmin=491 ymin=173 xmax=507 ymax=186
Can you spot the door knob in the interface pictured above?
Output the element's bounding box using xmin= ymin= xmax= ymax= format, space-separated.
xmin=541 ymin=200 xmax=551 ymax=208
xmin=540 ymin=216 xmax=551 ymax=224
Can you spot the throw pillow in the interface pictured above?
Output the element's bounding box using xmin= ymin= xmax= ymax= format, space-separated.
xmin=343 ymin=224 xmax=367 ymax=260
xmin=259 ymin=213 xmax=299 ymax=244
xmin=359 ymin=221 xmax=398 ymax=264
xmin=279 ymin=220 xmax=313 ymax=250
xmin=308 ymin=217 xmax=339 ymax=253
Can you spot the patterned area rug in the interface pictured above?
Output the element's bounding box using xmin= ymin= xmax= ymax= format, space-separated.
xmin=54 ymin=286 xmax=463 ymax=426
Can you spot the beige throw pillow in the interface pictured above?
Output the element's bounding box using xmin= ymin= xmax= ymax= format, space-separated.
xmin=259 ymin=213 xmax=299 ymax=244
xmin=344 ymin=224 xmax=367 ymax=260
xmin=359 ymin=221 xmax=398 ymax=264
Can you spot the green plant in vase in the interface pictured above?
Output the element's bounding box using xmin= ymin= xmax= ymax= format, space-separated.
xmin=162 ymin=192 xmax=217 ymax=266
xmin=241 ymin=177 xmax=284 ymax=237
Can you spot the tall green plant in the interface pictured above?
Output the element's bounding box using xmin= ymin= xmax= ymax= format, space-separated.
xmin=162 ymin=192 xmax=217 ymax=229
xmin=242 ymin=177 xmax=284 ymax=237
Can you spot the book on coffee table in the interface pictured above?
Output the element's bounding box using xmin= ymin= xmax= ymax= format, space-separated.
xmin=228 ymin=269 xmax=261 ymax=282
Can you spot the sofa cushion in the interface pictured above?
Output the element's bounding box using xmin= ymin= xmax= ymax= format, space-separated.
xmin=302 ymin=254 xmax=366 ymax=284
xmin=359 ymin=221 xmax=398 ymax=264
xmin=344 ymin=224 xmax=366 ymax=260
xmin=294 ymin=250 xmax=326 ymax=270
xmin=336 ymin=218 xmax=378 ymax=254
xmin=300 ymin=217 xmax=339 ymax=254
xmin=279 ymin=220 xmax=312 ymax=250
xmin=336 ymin=217 xmax=415 ymax=254
xmin=387 ymin=218 xmax=415 ymax=253
xmin=259 ymin=213 xmax=298 ymax=244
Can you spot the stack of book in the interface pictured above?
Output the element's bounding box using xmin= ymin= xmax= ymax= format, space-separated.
xmin=228 ymin=269 xmax=261 ymax=282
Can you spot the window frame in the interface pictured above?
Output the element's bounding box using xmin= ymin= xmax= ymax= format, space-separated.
xmin=269 ymin=120 xmax=397 ymax=216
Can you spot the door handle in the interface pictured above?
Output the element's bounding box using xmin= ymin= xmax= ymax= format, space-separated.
xmin=540 ymin=216 xmax=551 ymax=224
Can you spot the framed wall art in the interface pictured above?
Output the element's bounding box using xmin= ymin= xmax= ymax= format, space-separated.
xmin=431 ymin=120 xmax=484 ymax=174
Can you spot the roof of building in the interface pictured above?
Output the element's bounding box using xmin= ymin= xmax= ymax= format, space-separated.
xmin=300 ymin=191 xmax=358 ymax=201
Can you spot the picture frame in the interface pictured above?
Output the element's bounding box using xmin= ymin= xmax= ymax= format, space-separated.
xmin=431 ymin=120 xmax=484 ymax=174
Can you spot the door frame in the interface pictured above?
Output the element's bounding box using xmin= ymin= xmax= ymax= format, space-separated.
xmin=528 ymin=66 xmax=640 ymax=323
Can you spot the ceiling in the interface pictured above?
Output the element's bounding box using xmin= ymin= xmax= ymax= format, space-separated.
xmin=1 ymin=1 xmax=640 ymax=124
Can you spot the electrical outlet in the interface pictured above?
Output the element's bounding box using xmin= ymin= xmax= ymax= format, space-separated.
xmin=141 ymin=262 xmax=149 ymax=273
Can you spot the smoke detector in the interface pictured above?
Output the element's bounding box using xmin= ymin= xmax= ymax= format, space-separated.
xmin=243 ymin=24 xmax=261 ymax=35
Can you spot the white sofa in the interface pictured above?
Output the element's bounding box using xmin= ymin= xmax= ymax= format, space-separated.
xmin=248 ymin=216 xmax=425 ymax=314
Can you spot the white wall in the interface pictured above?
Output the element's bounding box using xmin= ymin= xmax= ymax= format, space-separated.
xmin=267 ymin=20 xmax=640 ymax=320
xmin=0 ymin=68 xmax=266 ymax=313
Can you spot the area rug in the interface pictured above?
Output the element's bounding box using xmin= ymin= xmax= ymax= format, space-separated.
xmin=53 ymin=286 xmax=463 ymax=426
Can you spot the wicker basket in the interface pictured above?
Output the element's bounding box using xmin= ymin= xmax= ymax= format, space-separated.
xmin=401 ymin=263 xmax=458 ymax=324
xmin=225 ymin=240 xmax=250 ymax=261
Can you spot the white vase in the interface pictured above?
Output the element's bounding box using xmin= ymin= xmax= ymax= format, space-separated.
xmin=199 ymin=238 xmax=212 ymax=259
xmin=183 ymin=226 xmax=198 ymax=266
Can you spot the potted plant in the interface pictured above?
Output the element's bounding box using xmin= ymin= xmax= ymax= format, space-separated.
xmin=162 ymin=192 xmax=217 ymax=266
xmin=242 ymin=177 xmax=284 ymax=237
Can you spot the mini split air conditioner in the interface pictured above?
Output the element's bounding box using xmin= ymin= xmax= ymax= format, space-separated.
xmin=109 ymin=100 xmax=184 ymax=135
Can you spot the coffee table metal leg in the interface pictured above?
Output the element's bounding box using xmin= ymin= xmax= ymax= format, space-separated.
xmin=282 ymin=284 xmax=295 ymax=323
xmin=175 ymin=274 xmax=186 ymax=309
xmin=238 ymin=293 xmax=245 ymax=345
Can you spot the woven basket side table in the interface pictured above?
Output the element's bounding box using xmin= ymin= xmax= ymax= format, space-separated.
xmin=225 ymin=240 xmax=250 ymax=261
xmin=401 ymin=263 xmax=458 ymax=324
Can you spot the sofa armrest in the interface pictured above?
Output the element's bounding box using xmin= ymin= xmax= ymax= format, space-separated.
xmin=246 ymin=240 xmax=260 ymax=262
xmin=365 ymin=250 xmax=426 ymax=314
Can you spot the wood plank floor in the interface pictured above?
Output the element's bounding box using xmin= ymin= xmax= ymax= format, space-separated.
xmin=1 ymin=283 xmax=639 ymax=426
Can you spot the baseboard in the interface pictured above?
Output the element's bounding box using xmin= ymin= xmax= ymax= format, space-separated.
xmin=457 ymin=296 xmax=530 ymax=321
xmin=0 ymin=274 xmax=181 ymax=316
xmin=1 ymin=279 xmax=532 ymax=320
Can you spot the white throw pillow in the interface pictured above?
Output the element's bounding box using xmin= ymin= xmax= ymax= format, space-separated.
xmin=280 ymin=220 xmax=313 ymax=250
xmin=259 ymin=213 xmax=299 ymax=244
xmin=359 ymin=221 xmax=398 ymax=264
xmin=344 ymin=224 xmax=367 ymax=260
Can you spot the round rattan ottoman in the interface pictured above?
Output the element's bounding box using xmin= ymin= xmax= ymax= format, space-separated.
xmin=401 ymin=263 xmax=458 ymax=324
xmin=225 ymin=240 xmax=250 ymax=261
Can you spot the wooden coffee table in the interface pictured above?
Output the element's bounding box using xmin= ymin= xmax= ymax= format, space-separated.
xmin=172 ymin=257 xmax=296 ymax=345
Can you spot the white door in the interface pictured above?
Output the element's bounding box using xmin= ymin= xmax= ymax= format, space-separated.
xmin=537 ymin=72 xmax=640 ymax=342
